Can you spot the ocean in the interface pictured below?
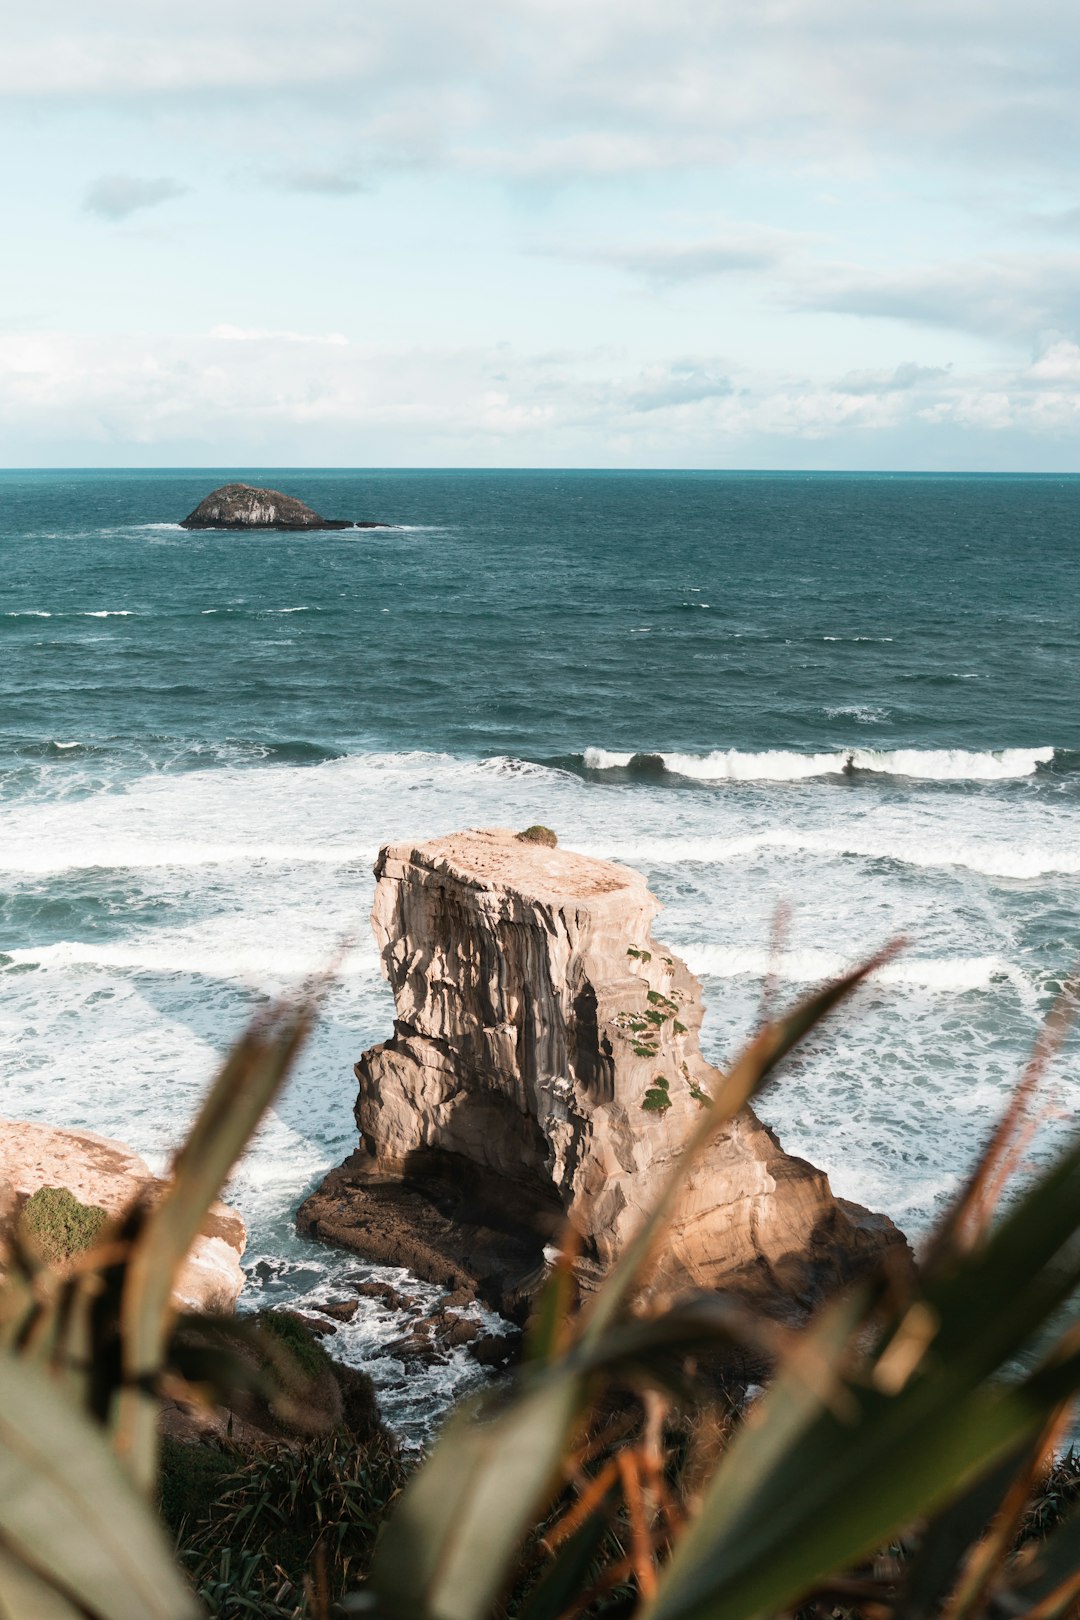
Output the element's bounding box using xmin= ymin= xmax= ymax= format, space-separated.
xmin=1 ymin=468 xmax=1078 ymax=1437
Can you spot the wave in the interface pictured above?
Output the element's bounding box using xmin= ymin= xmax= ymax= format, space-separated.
xmin=0 ymin=838 xmax=378 ymax=876
xmin=581 ymin=746 xmax=1056 ymax=783
xmin=679 ymin=944 xmax=1033 ymax=997
xmin=1 ymin=939 xmax=378 ymax=979
xmin=589 ymin=829 xmax=1080 ymax=881
xmin=4 ymin=610 xmax=52 ymax=619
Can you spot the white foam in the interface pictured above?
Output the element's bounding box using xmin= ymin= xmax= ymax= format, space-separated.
xmin=2 ymin=938 xmax=377 ymax=981
xmin=583 ymin=746 xmax=1055 ymax=782
xmin=592 ymin=828 xmax=1080 ymax=880
xmin=0 ymin=838 xmax=376 ymax=876
xmin=81 ymin=610 xmax=133 ymax=618
xmin=680 ymin=944 xmax=1032 ymax=997
xmin=5 ymin=610 xmax=51 ymax=618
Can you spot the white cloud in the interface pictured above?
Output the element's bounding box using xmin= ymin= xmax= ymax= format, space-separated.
xmin=83 ymin=174 xmax=187 ymax=220
xmin=209 ymin=325 xmax=349 ymax=345
xmin=7 ymin=1 xmax=1080 ymax=183
xmin=3 ymin=325 xmax=1080 ymax=466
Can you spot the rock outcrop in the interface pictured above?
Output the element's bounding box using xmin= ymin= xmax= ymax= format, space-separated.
xmin=298 ymin=830 xmax=908 ymax=1319
xmin=180 ymin=483 xmax=354 ymax=530
xmin=0 ymin=1119 xmax=247 ymax=1313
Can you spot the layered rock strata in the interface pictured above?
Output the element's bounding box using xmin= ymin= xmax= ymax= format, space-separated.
xmin=0 ymin=1119 xmax=247 ymax=1313
xmin=299 ymin=830 xmax=907 ymax=1318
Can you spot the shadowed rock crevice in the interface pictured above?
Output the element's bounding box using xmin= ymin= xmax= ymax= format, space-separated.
xmin=298 ymin=829 xmax=909 ymax=1320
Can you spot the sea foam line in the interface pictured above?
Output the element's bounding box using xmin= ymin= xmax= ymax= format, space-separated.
xmin=0 ymin=840 xmax=378 ymax=876
xmin=583 ymin=746 xmax=1055 ymax=782
xmin=0 ymin=939 xmax=379 ymax=979
xmin=679 ymin=944 xmax=1033 ymax=998
xmin=587 ymin=829 xmax=1080 ymax=880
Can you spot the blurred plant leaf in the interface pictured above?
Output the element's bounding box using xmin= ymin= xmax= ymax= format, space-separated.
xmin=370 ymin=1369 xmax=586 ymax=1620
xmin=583 ymin=946 xmax=902 ymax=1348
xmin=0 ymin=1354 xmax=200 ymax=1620
xmin=114 ymin=992 xmax=318 ymax=1489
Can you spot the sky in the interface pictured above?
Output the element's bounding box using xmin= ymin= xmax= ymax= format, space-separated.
xmin=4 ymin=0 xmax=1080 ymax=468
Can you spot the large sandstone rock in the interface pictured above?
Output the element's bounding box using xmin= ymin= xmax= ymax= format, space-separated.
xmin=179 ymin=482 xmax=354 ymax=530
xmin=0 ymin=1119 xmax=247 ymax=1313
xmin=298 ymin=829 xmax=908 ymax=1318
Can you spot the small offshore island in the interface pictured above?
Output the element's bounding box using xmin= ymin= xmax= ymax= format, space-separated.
xmin=180 ymin=482 xmax=396 ymax=530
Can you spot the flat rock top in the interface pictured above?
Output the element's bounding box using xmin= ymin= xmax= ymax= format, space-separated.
xmin=387 ymin=827 xmax=655 ymax=907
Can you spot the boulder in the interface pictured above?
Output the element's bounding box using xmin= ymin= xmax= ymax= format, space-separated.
xmin=179 ymin=483 xmax=353 ymax=531
xmin=298 ymin=829 xmax=909 ymax=1320
xmin=0 ymin=1118 xmax=247 ymax=1313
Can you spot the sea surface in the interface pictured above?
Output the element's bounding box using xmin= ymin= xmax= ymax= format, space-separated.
xmin=1 ymin=469 xmax=1078 ymax=1437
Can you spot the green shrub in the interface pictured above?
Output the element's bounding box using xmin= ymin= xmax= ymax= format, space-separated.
xmin=517 ymin=825 xmax=558 ymax=847
xmin=18 ymin=1185 xmax=108 ymax=1263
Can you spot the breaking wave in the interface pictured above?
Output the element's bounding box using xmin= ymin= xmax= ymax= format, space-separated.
xmin=581 ymin=746 xmax=1056 ymax=783
xmin=679 ymin=944 xmax=1035 ymax=999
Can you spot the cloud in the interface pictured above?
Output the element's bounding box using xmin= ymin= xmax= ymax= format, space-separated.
xmin=209 ymin=324 xmax=349 ymax=345
xmin=790 ymin=255 xmax=1080 ymax=339
xmin=271 ymin=169 xmax=368 ymax=195
xmin=626 ymin=364 xmax=733 ymax=411
xmin=83 ymin=174 xmax=187 ymax=221
xmin=12 ymin=1 xmax=1080 ymax=186
xmin=837 ymin=362 xmax=952 ymax=394
xmin=6 ymin=325 xmax=1080 ymax=469
xmin=571 ymin=230 xmax=793 ymax=285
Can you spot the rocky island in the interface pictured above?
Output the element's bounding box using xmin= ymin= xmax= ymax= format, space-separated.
xmin=299 ymin=828 xmax=908 ymax=1322
xmin=179 ymin=483 xmax=395 ymax=530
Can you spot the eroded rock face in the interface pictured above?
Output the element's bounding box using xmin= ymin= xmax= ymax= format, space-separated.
xmin=180 ymin=483 xmax=353 ymax=531
xmin=0 ymin=1119 xmax=247 ymax=1313
xmin=299 ymin=830 xmax=908 ymax=1317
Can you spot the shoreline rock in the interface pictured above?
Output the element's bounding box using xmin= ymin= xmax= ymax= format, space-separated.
xmin=298 ymin=829 xmax=910 ymax=1323
xmin=0 ymin=1118 xmax=247 ymax=1313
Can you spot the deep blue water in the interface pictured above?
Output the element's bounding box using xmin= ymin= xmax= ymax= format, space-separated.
xmin=2 ymin=469 xmax=1077 ymax=770
xmin=1 ymin=468 xmax=1078 ymax=1437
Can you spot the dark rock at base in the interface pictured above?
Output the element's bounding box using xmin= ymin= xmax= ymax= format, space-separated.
xmin=355 ymin=520 xmax=398 ymax=529
xmin=321 ymin=1299 xmax=360 ymax=1323
xmin=468 ymin=1331 xmax=521 ymax=1370
xmin=179 ymin=483 xmax=354 ymax=531
xmin=297 ymin=1155 xmax=549 ymax=1324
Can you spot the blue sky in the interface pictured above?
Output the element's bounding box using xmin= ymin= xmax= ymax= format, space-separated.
xmin=4 ymin=0 xmax=1080 ymax=468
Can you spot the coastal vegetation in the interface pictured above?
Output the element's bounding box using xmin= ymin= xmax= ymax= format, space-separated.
xmin=3 ymin=954 xmax=1080 ymax=1619
xmin=18 ymin=1184 xmax=108 ymax=1264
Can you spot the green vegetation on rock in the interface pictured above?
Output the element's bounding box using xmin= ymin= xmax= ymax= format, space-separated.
xmin=18 ymin=1185 xmax=108 ymax=1264
xmin=517 ymin=824 xmax=558 ymax=847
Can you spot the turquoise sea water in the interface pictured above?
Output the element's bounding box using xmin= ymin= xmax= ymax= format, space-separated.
xmin=1 ymin=469 xmax=1078 ymax=1433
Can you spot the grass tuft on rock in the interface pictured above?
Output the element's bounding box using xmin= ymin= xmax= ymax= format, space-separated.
xmin=18 ymin=1185 xmax=108 ymax=1264
xmin=517 ymin=824 xmax=558 ymax=847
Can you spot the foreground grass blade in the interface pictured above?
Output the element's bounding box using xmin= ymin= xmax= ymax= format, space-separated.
xmin=0 ymin=1543 xmax=85 ymax=1620
xmin=583 ymin=946 xmax=902 ymax=1347
xmin=370 ymin=1370 xmax=586 ymax=1620
xmin=114 ymin=992 xmax=317 ymax=1487
xmin=0 ymin=1355 xmax=200 ymax=1620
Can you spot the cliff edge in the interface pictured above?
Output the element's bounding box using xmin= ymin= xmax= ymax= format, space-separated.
xmin=298 ymin=829 xmax=907 ymax=1318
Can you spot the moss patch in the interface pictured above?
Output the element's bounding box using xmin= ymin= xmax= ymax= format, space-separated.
xmin=19 ymin=1186 xmax=108 ymax=1264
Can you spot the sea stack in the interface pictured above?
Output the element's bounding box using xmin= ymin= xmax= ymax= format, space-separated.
xmin=179 ymin=483 xmax=354 ymax=531
xmin=298 ymin=829 xmax=908 ymax=1318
